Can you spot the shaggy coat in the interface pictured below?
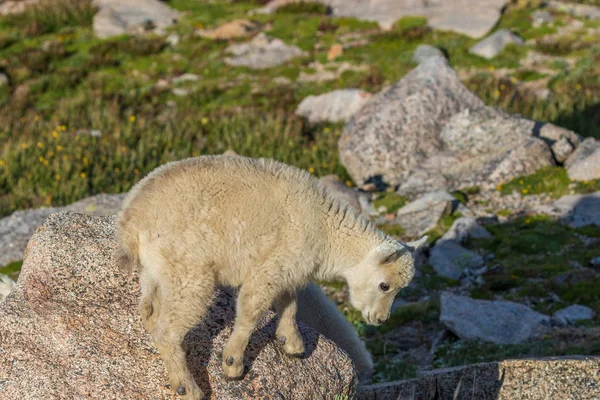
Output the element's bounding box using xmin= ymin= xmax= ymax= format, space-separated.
xmin=116 ymin=155 xmax=425 ymax=399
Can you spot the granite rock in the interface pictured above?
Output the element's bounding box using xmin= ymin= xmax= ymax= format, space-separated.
xmin=225 ymin=33 xmax=305 ymax=69
xmin=296 ymin=89 xmax=372 ymax=123
xmin=0 ymin=212 xmax=358 ymax=399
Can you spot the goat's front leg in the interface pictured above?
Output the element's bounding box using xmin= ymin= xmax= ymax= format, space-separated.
xmin=275 ymin=291 xmax=305 ymax=357
xmin=222 ymin=279 xmax=276 ymax=379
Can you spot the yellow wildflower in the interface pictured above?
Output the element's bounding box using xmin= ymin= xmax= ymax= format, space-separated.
xmin=35 ymin=115 xmax=40 ymax=121
xmin=0 ymin=160 xmax=4 ymax=167
xmin=496 ymin=184 xmax=503 ymax=191
xmin=500 ymin=84 xmax=506 ymax=90
xmin=308 ymin=167 xmax=315 ymax=174
xmin=80 ymin=172 xmax=87 ymax=178
xmin=21 ymin=143 xmax=28 ymax=149
xmin=56 ymin=145 xmax=63 ymax=152
xmin=525 ymin=218 xmax=531 ymax=224
xmin=511 ymin=77 xmax=518 ymax=83
xmin=324 ymin=127 xmax=331 ymax=133
xmin=37 ymin=142 xmax=44 ymax=148
xmin=52 ymin=131 xmax=58 ymax=138
xmin=489 ymin=66 xmax=495 ymax=71
xmin=201 ymin=117 xmax=208 ymax=125
xmin=494 ymin=90 xmax=501 ymax=97
xmin=519 ymin=180 xmax=524 ymax=184
xmin=129 ymin=116 xmax=136 ymax=123
xmin=312 ymin=145 xmax=318 ymax=151
xmin=522 ymin=189 xmax=528 ymax=194
xmin=83 ymin=157 xmax=89 ymax=166
xmin=55 ymin=174 xmax=61 ymax=181
xmin=576 ymin=83 xmax=582 ymax=90
xmin=346 ymin=180 xmax=352 ymax=187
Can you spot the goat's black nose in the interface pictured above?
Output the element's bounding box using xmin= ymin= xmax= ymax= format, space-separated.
xmin=377 ymin=318 xmax=383 ymax=324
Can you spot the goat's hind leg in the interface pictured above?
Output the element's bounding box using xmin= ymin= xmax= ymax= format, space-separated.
xmin=139 ymin=269 xmax=161 ymax=332
xmin=274 ymin=291 xmax=305 ymax=357
xmin=153 ymin=270 xmax=215 ymax=400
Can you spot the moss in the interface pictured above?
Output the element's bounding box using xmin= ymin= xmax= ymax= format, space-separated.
xmin=514 ymin=69 xmax=548 ymax=82
xmin=451 ymin=190 xmax=468 ymax=205
xmin=372 ymin=358 xmax=417 ymax=383
xmin=378 ymin=224 xmax=406 ymax=238
xmin=276 ymin=2 xmax=329 ymax=15
xmin=499 ymin=167 xmax=571 ymax=198
xmin=426 ymin=213 xmax=463 ymax=244
xmin=497 ymin=209 xmax=513 ymax=217
xmin=372 ymin=193 xmax=407 ymax=214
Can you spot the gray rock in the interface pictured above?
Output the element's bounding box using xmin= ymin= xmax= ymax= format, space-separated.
xmin=440 ymin=293 xmax=549 ymax=344
xmin=430 ymin=241 xmax=484 ymax=280
xmin=296 ymin=89 xmax=372 ymax=124
xmin=532 ymin=9 xmax=554 ymax=27
xmin=225 ymin=33 xmax=305 ymax=69
xmin=590 ymin=256 xmax=600 ymax=270
xmin=440 ymin=217 xmax=492 ymax=244
xmin=0 ymin=212 xmax=358 ymax=399
xmin=439 ymin=107 xmax=556 ymax=190
xmin=319 ymin=175 xmax=372 ymax=215
xmin=0 ymin=193 xmax=125 ymax=267
xmin=173 ymin=73 xmax=200 ymax=85
xmin=469 ymin=29 xmax=524 ymax=59
xmin=0 ymin=72 xmax=8 ymax=86
xmin=538 ymin=191 xmax=600 ymax=228
xmin=565 ymin=138 xmax=600 ymax=181
xmin=395 ymin=191 xmax=457 ymax=237
xmin=339 ymin=57 xmax=484 ymax=187
xmin=0 ymin=0 xmax=39 ymax=15
xmin=166 ymin=33 xmax=180 ymax=46
xmin=0 ymin=274 xmax=16 ymax=302
xmin=553 ymin=305 xmax=596 ymax=326
xmin=357 ymin=356 xmax=600 ymax=400
xmin=254 ymin=0 xmax=509 ymax=38
xmin=92 ymin=0 xmax=181 ymax=39
xmin=413 ymin=45 xmax=445 ymax=64
xmin=75 ymin=129 xmax=102 ymax=137
xmin=548 ymin=1 xmax=600 ymax=20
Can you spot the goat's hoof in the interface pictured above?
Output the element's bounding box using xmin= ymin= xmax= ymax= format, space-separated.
xmin=226 ymin=356 xmax=234 ymax=366
xmin=222 ymin=356 xmax=245 ymax=380
xmin=177 ymin=386 xmax=186 ymax=396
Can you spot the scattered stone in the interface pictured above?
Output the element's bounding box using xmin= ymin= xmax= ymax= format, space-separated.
xmin=327 ymin=43 xmax=343 ymax=61
xmin=565 ymin=138 xmax=600 ymax=181
xmin=166 ymin=32 xmax=180 ymax=46
xmin=440 ymin=292 xmax=549 ymax=344
xmin=469 ymin=29 xmax=524 ymax=59
xmin=223 ymin=149 xmax=239 ymax=157
xmin=429 ymin=241 xmax=484 ymax=280
xmin=551 ymin=268 xmax=597 ymax=287
xmin=273 ymin=76 xmax=292 ymax=85
xmin=92 ymin=0 xmax=181 ymax=39
xmin=395 ymin=191 xmax=457 ymax=238
xmin=173 ymin=73 xmax=200 ymax=84
xmin=0 ymin=212 xmax=358 ymax=398
xmin=548 ymin=1 xmax=600 ymax=20
xmin=172 ymin=88 xmax=190 ymax=96
xmin=197 ymin=19 xmax=260 ymax=40
xmin=412 ymin=44 xmax=445 ymax=64
xmin=590 ymin=256 xmax=600 ymax=270
xmin=0 ymin=274 xmax=16 ymax=302
xmin=75 ymin=129 xmax=102 ymax=137
xmin=440 ymin=217 xmax=492 ymax=244
xmin=225 ymin=33 xmax=305 ymax=69
xmin=357 ymin=356 xmax=600 ymax=399
xmin=296 ymin=89 xmax=371 ymax=123
xmin=339 ymin=57 xmax=484 ymax=187
xmin=0 ymin=0 xmax=38 ymax=15
xmin=0 ymin=193 xmax=125 ymax=266
xmin=553 ymin=305 xmax=596 ymax=326
xmin=253 ymin=0 xmax=510 ymax=38
xmin=538 ymin=191 xmax=600 ymax=228
xmin=0 ymin=72 xmax=8 ymax=86
xmin=532 ymin=9 xmax=554 ymax=27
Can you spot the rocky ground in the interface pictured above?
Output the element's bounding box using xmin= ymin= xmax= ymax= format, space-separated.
xmin=1 ymin=0 xmax=600 ymax=396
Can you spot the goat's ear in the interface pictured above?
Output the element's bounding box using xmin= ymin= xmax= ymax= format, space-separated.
xmin=405 ymin=236 xmax=428 ymax=252
xmin=380 ymin=249 xmax=400 ymax=265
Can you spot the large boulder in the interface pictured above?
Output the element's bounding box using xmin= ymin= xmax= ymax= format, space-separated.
xmin=254 ymin=0 xmax=509 ymax=38
xmin=429 ymin=241 xmax=484 ymax=280
xmin=339 ymin=57 xmax=484 ymax=187
xmin=440 ymin=292 xmax=549 ymax=344
xmin=565 ymin=138 xmax=600 ymax=181
xmin=93 ymin=0 xmax=181 ymax=39
xmin=395 ymin=191 xmax=458 ymax=238
xmin=0 ymin=212 xmax=357 ymax=399
xmin=537 ymin=191 xmax=600 ymax=228
xmin=357 ymin=356 xmax=600 ymax=399
xmin=0 ymin=193 xmax=125 ymax=267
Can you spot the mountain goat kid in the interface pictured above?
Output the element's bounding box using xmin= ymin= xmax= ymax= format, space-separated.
xmin=116 ymin=155 xmax=426 ymax=399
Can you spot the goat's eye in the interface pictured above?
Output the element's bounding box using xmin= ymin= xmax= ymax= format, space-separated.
xmin=379 ymin=282 xmax=390 ymax=292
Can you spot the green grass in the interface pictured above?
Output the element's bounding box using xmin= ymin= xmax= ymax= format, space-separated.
xmin=8 ymin=0 xmax=97 ymax=37
xmin=377 ymin=300 xmax=440 ymax=334
xmin=372 ymin=193 xmax=407 ymax=214
xmin=0 ymin=260 xmax=23 ymax=280
xmin=499 ymin=166 xmax=600 ymax=198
